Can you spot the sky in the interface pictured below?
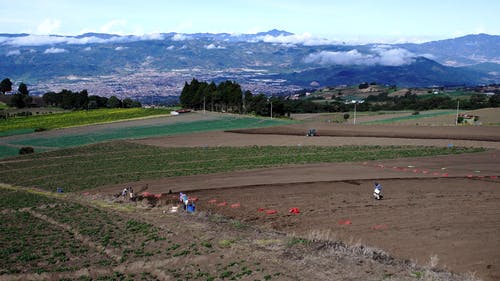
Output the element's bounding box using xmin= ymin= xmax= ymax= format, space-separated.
xmin=1 ymin=0 xmax=499 ymax=43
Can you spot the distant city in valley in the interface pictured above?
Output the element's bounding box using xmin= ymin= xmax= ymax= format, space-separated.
xmin=1 ymin=30 xmax=499 ymax=101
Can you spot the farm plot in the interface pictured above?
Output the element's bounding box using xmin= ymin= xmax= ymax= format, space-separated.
xmin=0 ymin=186 xmax=291 ymax=281
xmin=0 ymin=113 xmax=292 ymax=158
xmin=0 ymin=141 xmax=483 ymax=192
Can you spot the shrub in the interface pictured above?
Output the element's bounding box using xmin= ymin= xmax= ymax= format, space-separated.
xmin=34 ymin=127 xmax=47 ymax=132
xmin=19 ymin=146 xmax=34 ymax=155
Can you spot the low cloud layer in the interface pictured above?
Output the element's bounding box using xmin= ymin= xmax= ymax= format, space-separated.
xmin=44 ymin=47 xmax=67 ymax=54
xmin=0 ymin=33 xmax=167 ymax=47
xmin=6 ymin=50 xmax=21 ymax=56
xmin=257 ymin=32 xmax=336 ymax=46
xmin=304 ymin=47 xmax=417 ymax=66
xmin=205 ymin=43 xmax=225 ymax=50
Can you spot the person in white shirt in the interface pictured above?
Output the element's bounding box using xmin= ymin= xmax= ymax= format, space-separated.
xmin=373 ymin=182 xmax=383 ymax=200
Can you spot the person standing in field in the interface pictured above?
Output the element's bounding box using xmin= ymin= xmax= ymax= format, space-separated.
xmin=373 ymin=182 xmax=383 ymax=200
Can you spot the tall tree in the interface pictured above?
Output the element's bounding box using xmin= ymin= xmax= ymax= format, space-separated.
xmin=107 ymin=96 xmax=122 ymax=108
xmin=0 ymin=78 xmax=13 ymax=95
xmin=18 ymin=82 xmax=29 ymax=96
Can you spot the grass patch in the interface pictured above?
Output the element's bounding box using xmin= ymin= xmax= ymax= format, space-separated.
xmin=0 ymin=141 xmax=484 ymax=192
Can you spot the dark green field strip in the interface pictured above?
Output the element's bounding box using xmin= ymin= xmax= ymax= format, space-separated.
xmin=0 ymin=211 xmax=113 ymax=275
xmin=0 ymin=128 xmax=35 ymax=137
xmin=8 ymin=116 xmax=292 ymax=149
xmin=0 ymin=145 xmax=23 ymax=159
xmin=0 ymin=116 xmax=292 ymax=159
xmin=0 ymin=141 xmax=484 ymax=192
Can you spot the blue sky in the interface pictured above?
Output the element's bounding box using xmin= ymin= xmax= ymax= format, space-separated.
xmin=1 ymin=0 xmax=499 ymax=42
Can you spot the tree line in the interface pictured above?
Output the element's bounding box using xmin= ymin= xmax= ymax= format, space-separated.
xmin=1 ymin=78 xmax=141 ymax=109
xmin=365 ymin=92 xmax=499 ymax=111
xmin=43 ymin=90 xmax=141 ymax=110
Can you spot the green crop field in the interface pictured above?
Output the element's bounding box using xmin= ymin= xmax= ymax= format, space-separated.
xmin=0 ymin=185 xmax=284 ymax=280
xmin=8 ymin=116 xmax=292 ymax=149
xmin=0 ymin=141 xmax=484 ymax=192
xmin=0 ymin=114 xmax=293 ymax=159
xmin=361 ymin=110 xmax=457 ymax=124
xmin=0 ymin=108 xmax=175 ymax=133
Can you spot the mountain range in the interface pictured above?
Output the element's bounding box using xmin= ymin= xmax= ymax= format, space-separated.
xmin=0 ymin=30 xmax=499 ymax=97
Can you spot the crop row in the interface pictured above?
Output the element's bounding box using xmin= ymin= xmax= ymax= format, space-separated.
xmin=0 ymin=211 xmax=113 ymax=275
xmin=0 ymin=142 xmax=484 ymax=192
xmin=0 ymin=187 xmax=289 ymax=279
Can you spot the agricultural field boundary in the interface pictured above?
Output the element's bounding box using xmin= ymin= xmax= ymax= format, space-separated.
xmin=0 ymin=114 xmax=293 ymax=159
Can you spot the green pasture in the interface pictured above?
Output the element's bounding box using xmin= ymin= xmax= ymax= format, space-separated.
xmin=361 ymin=110 xmax=456 ymax=124
xmin=0 ymin=141 xmax=483 ymax=192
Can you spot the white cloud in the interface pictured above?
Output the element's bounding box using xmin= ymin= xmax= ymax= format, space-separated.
xmin=167 ymin=45 xmax=175 ymax=50
xmin=205 ymin=43 xmax=225 ymax=50
xmin=36 ymin=18 xmax=61 ymax=35
xmin=257 ymin=32 xmax=337 ymax=46
xmin=6 ymin=50 xmax=21 ymax=56
xmin=83 ymin=46 xmax=92 ymax=51
xmin=44 ymin=47 xmax=67 ymax=54
xmin=114 ymin=46 xmax=127 ymax=51
xmin=0 ymin=33 xmax=166 ymax=46
xmin=304 ymin=48 xmax=417 ymax=66
xmin=172 ymin=34 xmax=189 ymax=41
xmin=375 ymin=48 xmax=416 ymax=66
xmin=304 ymin=49 xmax=370 ymax=65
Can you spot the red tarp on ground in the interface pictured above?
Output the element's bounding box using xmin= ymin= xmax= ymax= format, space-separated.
xmin=289 ymin=207 xmax=300 ymax=214
xmin=265 ymin=209 xmax=278 ymax=214
xmin=230 ymin=203 xmax=241 ymax=208
xmin=142 ymin=192 xmax=153 ymax=197
xmin=217 ymin=202 xmax=227 ymax=206
xmin=372 ymin=224 xmax=388 ymax=230
xmin=338 ymin=219 xmax=352 ymax=225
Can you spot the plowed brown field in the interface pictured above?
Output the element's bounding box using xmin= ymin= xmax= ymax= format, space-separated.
xmin=113 ymin=122 xmax=500 ymax=281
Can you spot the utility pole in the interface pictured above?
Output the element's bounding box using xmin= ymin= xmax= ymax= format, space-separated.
xmin=203 ymin=95 xmax=206 ymax=114
xmin=353 ymin=102 xmax=357 ymax=125
xmin=455 ymin=99 xmax=460 ymax=126
xmin=270 ymin=100 xmax=273 ymax=119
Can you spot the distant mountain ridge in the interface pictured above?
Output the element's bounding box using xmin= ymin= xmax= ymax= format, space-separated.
xmin=0 ymin=30 xmax=498 ymax=96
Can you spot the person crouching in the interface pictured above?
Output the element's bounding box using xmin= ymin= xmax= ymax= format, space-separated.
xmin=373 ymin=182 xmax=383 ymax=200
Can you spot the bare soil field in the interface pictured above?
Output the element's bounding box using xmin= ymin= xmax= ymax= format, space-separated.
xmin=98 ymin=147 xmax=500 ymax=281
xmin=228 ymin=123 xmax=500 ymax=142
xmin=120 ymin=122 xmax=500 ymax=281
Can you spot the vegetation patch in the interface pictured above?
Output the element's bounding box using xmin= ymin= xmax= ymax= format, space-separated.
xmin=0 ymin=115 xmax=292 ymax=159
xmin=0 ymin=108 xmax=173 ymax=133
